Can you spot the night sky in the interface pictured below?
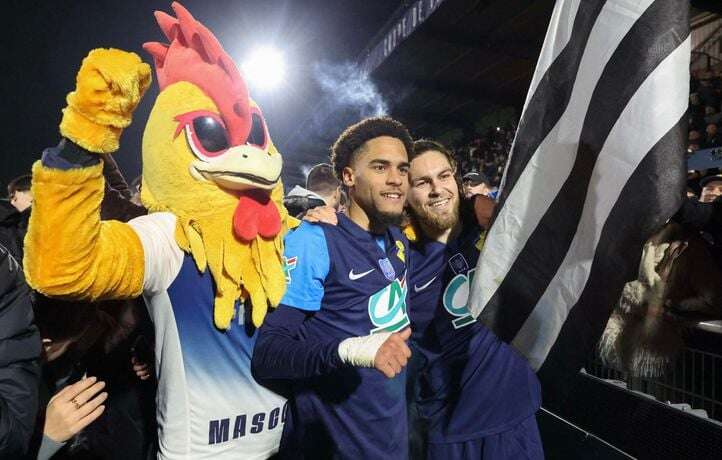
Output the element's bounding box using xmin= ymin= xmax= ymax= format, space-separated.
xmin=1 ymin=0 xmax=401 ymax=192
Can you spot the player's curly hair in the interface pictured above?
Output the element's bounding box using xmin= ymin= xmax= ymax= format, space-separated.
xmin=330 ymin=117 xmax=413 ymax=180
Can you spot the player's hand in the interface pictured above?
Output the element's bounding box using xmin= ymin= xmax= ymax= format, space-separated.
xmin=374 ymin=328 xmax=412 ymax=378
xmin=44 ymin=376 xmax=108 ymax=443
xmin=303 ymin=206 xmax=338 ymax=225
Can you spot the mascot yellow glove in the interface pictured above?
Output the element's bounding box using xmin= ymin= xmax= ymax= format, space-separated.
xmin=59 ymin=48 xmax=152 ymax=153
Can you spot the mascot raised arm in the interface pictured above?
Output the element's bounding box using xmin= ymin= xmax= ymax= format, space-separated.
xmin=24 ymin=2 xmax=293 ymax=458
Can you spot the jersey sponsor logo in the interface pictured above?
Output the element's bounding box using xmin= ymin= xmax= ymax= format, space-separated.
xmin=413 ymin=276 xmax=437 ymax=292
xmin=208 ymin=403 xmax=288 ymax=445
xmin=283 ymin=256 xmax=298 ymax=283
xmin=349 ymin=268 xmax=375 ymax=280
xmin=368 ymin=276 xmax=409 ymax=333
xmin=442 ymin=267 xmax=475 ymax=329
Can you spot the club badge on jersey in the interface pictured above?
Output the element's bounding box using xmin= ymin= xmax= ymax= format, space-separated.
xmin=378 ymin=257 xmax=396 ymax=281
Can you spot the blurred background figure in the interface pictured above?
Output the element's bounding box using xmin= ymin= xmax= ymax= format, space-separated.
xmin=461 ymin=171 xmax=493 ymax=199
xmin=1 ymin=175 xmax=33 ymax=264
xmin=29 ymin=297 xmax=156 ymax=460
xmin=8 ymin=175 xmax=33 ymax=212
xmin=284 ymin=163 xmax=342 ymax=218
xmin=700 ymin=175 xmax=722 ymax=203
xmin=305 ymin=163 xmax=341 ymax=209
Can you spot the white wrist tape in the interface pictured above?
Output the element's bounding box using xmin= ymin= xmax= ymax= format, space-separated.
xmin=337 ymin=331 xmax=392 ymax=367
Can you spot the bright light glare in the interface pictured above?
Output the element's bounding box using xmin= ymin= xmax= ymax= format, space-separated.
xmin=242 ymin=47 xmax=285 ymax=90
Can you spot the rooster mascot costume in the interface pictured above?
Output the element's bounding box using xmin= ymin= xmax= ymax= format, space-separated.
xmin=24 ymin=3 xmax=294 ymax=458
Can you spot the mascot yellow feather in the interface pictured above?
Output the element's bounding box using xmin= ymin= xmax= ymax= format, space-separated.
xmin=25 ymin=3 xmax=293 ymax=457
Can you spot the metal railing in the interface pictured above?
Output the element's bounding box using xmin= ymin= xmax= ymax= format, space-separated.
xmin=586 ymin=339 xmax=722 ymax=423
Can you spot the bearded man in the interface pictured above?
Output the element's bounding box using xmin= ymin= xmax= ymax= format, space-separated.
xmin=406 ymin=139 xmax=543 ymax=459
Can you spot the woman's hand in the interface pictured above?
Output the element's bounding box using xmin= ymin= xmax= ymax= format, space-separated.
xmin=44 ymin=376 xmax=107 ymax=443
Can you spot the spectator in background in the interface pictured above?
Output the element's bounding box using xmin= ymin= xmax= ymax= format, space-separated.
xmin=0 ymin=244 xmax=41 ymax=458
xmin=30 ymin=295 xmax=156 ymax=460
xmin=689 ymin=93 xmax=706 ymax=130
xmin=284 ymin=163 xmax=343 ymax=218
xmin=0 ymin=200 xmax=27 ymax=265
xmin=462 ymin=171 xmax=493 ymax=199
xmin=700 ymin=175 xmax=722 ymax=203
xmin=698 ymin=76 xmax=719 ymax=108
xmin=688 ymin=129 xmax=703 ymax=154
xmin=306 ymin=163 xmax=342 ymax=210
xmin=704 ymin=123 xmax=720 ymax=149
xmin=705 ymin=106 xmax=722 ymax=126
xmin=31 ymin=299 xmax=108 ymax=460
xmin=1 ymin=175 xmax=33 ymax=263
xmin=283 ymin=186 xmax=326 ymax=219
xmin=8 ymin=175 xmax=33 ymax=213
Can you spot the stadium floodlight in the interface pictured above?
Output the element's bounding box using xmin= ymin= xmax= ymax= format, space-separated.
xmin=241 ymin=47 xmax=285 ymax=90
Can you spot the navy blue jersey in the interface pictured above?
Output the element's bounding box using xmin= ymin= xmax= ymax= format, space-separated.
xmin=279 ymin=214 xmax=410 ymax=459
xmin=409 ymin=224 xmax=541 ymax=443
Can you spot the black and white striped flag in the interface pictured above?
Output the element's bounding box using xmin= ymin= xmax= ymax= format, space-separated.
xmin=468 ymin=0 xmax=690 ymax=385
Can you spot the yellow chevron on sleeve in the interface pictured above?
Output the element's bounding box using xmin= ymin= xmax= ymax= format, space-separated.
xmin=24 ymin=160 xmax=144 ymax=300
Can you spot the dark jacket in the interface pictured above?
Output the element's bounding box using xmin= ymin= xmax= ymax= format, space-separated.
xmin=100 ymin=156 xmax=145 ymax=222
xmin=0 ymin=244 xmax=41 ymax=458
xmin=0 ymin=202 xmax=29 ymax=264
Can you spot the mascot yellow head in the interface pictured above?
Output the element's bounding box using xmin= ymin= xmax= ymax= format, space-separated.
xmin=140 ymin=2 xmax=290 ymax=329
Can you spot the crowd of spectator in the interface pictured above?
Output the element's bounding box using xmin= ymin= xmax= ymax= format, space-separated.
xmin=447 ymin=125 xmax=515 ymax=188
xmin=689 ymin=68 xmax=722 ymax=153
xmin=687 ymin=68 xmax=722 ymax=201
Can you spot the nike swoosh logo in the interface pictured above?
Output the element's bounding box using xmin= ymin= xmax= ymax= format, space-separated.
xmin=414 ymin=276 xmax=437 ymax=292
xmin=349 ymin=268 xmax=375 ymax=280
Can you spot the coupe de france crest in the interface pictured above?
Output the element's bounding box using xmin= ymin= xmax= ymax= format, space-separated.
xmin=368 ymin=276 xmax=409 ymax=334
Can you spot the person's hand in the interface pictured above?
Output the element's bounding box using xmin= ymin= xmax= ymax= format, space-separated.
xmin=303 ymin=205 xmax=338 ymax=225
xmin=131 ymin=356 xmax=151 ymax=381
xmin=44 ymin=377 xmax=107 ymax=443
xmin=373 ymin=328 xmax=412 ymax=378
